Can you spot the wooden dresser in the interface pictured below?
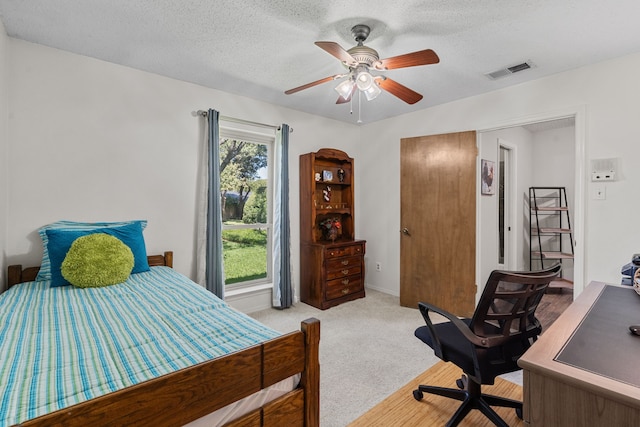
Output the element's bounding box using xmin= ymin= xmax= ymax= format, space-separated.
xmin=299 ymin=148 xmax=366 ymax=310
xmin=300 ymin=240 xmax=366 ymax=310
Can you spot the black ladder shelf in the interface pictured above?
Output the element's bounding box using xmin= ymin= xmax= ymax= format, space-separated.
xmin=529 ymin=187 xmax=574 ymax=279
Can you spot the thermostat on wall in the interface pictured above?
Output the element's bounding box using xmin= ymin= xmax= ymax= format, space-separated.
xmin=591 ymin=158 xmax=617 ymax=182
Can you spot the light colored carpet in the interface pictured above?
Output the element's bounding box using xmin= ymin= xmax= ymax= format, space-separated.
xmin=251 ymin=290 xmax=442 ymax=427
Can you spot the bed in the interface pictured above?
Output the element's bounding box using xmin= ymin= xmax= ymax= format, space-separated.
xmin=3 ymin=251 xmax=320 ymax=427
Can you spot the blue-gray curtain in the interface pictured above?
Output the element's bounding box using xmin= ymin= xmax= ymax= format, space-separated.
xmin=205 ymin=109 xmax=225 ymax=298
xmin=272 ymin=124 xmax=292 ymax=308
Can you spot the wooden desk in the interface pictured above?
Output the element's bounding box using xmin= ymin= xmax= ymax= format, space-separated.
xmin=519 ymin=281 xmax=640 ymax=426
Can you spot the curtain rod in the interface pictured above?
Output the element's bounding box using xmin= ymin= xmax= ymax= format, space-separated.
xmin=196 ymin=110 xmax=293 ymax=133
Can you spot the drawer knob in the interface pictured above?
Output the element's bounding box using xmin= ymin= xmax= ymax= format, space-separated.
xmin=341 ymin=260 xmax=349 ymax=265
xmin=342 ymin=288 xmax=350 ymax=295
xmin=342 ymin=279 xmax=350 ymax=285
xmin=342 ymin=269 xmax=349 ymax=275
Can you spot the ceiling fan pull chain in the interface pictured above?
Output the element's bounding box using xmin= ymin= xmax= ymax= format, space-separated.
xmin=357 ymin=90 xmax=362 ymax=124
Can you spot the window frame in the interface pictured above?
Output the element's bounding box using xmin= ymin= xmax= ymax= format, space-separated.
xmin=219 ymin=125 xmax=275 ymax=290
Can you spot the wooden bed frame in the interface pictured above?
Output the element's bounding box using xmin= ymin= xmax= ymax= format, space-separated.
xmin=6 ymin=251 xmax=320 ymax=427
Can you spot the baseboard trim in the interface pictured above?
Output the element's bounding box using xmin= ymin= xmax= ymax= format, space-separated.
xmin=364 ymin=284 xmax=398 ymax=297
xmin=227 ymin=287 xmax=300 ymax=314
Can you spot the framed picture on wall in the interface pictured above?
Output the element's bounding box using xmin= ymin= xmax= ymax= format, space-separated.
xmin=481 ymin=159 xmax=495 ymax=195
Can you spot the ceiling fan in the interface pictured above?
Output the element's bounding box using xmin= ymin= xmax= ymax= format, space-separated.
xmin=284 ymin=24 xmax=439 ymax=105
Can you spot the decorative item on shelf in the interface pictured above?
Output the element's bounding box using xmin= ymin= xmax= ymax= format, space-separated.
xmin=322 ymin=170 xmax=333 ymax=182
xmin=323 ymin=185 xmax=331 ymax=202
xmin=315 ymin=172 xmax=321 ymax=181
xmin=320 ymin=217 xmax=341 ymax=242
xmin=337 ymin=168 xmax=345 ymax=182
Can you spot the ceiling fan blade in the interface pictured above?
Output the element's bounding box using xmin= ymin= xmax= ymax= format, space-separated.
xmin=377 ymin=77 xmax=423 ymax=104
xmin=315 ymin=41 xmax=358 ymax=67
xmin=284 ymin=74 xmax=343 ymax=95
xmin=375 ymin=49 xmax=439 ymax=70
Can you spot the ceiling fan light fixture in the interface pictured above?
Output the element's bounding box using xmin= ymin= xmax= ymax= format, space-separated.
xmin=355 ymin=69 xmax=374 ymax=91
xmin=334 ymin=79 xmax=355 ymax=99
xmin=363 ymin=82 xmax=381 ymax=101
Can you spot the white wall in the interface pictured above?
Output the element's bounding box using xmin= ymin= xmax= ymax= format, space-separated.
xmin=360 ymin=52 xmax=640 ymax=299
xmin=5 ymin=39 xmax=360 ymax=303
xmin=0 ymin=21 xmax=8 ymax=291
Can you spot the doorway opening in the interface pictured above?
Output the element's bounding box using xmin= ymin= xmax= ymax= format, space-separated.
xmin=477 ymin=111 xmax=583 ymax=302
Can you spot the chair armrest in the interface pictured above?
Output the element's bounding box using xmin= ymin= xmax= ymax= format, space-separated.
xmin=418 ymin=302 xmax=491 ymax=348
xmin=417 ymin=302 xmax=446 ymax=359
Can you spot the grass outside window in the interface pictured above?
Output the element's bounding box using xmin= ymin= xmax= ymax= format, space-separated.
xmin=222 ymin=227 xmax=268 ymax=285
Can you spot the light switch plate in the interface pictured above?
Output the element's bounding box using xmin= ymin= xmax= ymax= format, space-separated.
xmin=594 ymin=185 xmax=606 ymax=200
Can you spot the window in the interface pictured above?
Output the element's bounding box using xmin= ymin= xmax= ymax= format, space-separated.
xmin=219 ymin=126 xmax=273 ymax=288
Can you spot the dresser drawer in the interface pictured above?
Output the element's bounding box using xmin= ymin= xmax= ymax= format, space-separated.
xmin=326 ymin=264 xmax=361 ymax=280
xmin=350 ymin=243 xmax=364 ymax=256
xmin=325 ymin=246 xmax=351 ymax=259
xmin=326 ymin=255 xmax=361 ymax=273
xmin=325 ymin=243 xmax=365 ymax=259
xmin=325 ymin=276 xmax=363 ymax=300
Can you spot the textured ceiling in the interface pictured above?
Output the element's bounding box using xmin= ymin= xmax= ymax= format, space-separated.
xmin=1 ymin=1 xmax=640 ymax=125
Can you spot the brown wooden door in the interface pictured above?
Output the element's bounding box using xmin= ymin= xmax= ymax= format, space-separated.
xmin=400 ymin=131 xmax=477 ymax=317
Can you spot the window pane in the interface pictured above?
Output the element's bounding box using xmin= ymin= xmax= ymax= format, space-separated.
xmin=219 ymin=137 xmax=270 ymax=286
xmin=220 ymin=139 xmax=268 ymax=224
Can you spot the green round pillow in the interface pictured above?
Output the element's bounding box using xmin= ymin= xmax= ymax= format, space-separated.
xmin=61 ymin=233 xmax=134 ymax=288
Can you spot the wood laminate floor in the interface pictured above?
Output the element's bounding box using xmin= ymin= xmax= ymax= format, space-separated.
xmin=348 ymin=361 xmax=524 ymax=427
xmin=538 ymin=288 xmax=573 ymax=332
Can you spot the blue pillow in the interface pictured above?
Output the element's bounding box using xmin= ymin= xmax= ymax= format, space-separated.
xmin=46 ymin=221 xmax=149 ymax=287
xmin=36 ymin=220 xmax=147 ymax=281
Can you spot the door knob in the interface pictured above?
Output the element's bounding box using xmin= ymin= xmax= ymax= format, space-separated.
xmin=401 ymin=228 xmax=411 ymax=236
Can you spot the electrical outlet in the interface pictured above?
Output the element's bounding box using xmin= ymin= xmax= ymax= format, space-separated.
xmin=375 ymin=262 xmax=382 ymax=272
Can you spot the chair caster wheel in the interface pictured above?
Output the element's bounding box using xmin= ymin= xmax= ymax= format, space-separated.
xmin=413 ymin=389 xmax=424 ymax=401
xmin=516 ymin=407 xmax=523 ymax=419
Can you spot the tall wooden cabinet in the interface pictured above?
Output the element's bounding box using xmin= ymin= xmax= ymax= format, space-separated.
xmin=300 ymin=148 xmax=366 ymax=310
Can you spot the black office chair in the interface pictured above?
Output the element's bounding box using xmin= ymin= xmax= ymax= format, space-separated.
xmin=413 ymin=264 xmax=562 ymax=427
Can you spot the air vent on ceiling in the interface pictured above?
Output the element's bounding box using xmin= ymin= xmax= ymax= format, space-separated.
xmin=485 ymin=61 xmax=535 ymax=80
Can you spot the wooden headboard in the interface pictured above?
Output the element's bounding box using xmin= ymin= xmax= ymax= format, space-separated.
xmin=7 ymin=251 xmax=174 ymax=289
